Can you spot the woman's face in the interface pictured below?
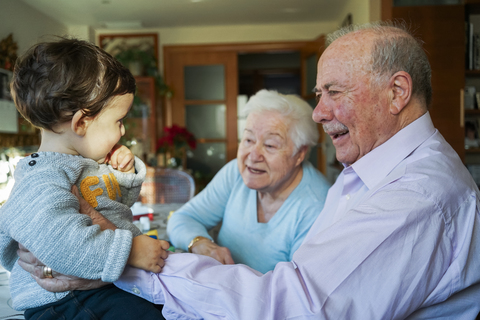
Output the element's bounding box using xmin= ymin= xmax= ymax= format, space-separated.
xmin=237 ymin=111 xmax=306 ymax=195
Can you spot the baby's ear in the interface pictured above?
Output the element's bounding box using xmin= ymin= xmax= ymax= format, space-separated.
xmin=71 ymin=110 xmax=92 ymax=136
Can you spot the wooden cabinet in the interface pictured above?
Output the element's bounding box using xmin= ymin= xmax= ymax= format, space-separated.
xmin=387 ymin=2 xmax=480 ymax=185
xmin=391 ymin=4 xmax=465 ymax=161
xmin=121 ymin=76 xmax=158 ymax=165
xmin=464 ymin=2 xmax=480 ymax=170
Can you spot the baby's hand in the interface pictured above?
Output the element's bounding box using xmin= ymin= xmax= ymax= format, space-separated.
xmin=106 ymin=144 xmax=135 ymax=173
xmin=127 ymin=235 xmax=170 ymax=273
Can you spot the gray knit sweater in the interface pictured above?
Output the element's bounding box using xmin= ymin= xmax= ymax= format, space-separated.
xmin=0 ymin=152 xmax=146 ymax=310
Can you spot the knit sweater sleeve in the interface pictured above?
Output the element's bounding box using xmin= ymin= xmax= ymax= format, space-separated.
xmin=109 ymin=156 xmax=147 ymax=207
xmin=0 ymin=168 xmax=132 ymax=282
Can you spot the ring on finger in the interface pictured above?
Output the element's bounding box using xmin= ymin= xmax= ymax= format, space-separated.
xmin=43 ymin=266 xmax=53 ymax=278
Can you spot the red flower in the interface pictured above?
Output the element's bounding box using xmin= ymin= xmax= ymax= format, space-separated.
xmin=156 ymin=125 xmax=196 ymax=154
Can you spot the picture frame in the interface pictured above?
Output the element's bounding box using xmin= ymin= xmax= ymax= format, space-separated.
xmin=0 ymin=68 xmax=13 ymax=100
xmin=341 ymin=13 xmax=352 ymax=28
xmin=98 ymin=33 xmax=159 ymax=75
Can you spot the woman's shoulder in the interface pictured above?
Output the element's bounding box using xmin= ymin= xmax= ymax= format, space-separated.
xmin=286 ymin=161 xmax=330 ymax=205
xmin=212 ymin=159 xmax=241 ymax=181
xmin=302 ymin=161 xmax=330 ymax=188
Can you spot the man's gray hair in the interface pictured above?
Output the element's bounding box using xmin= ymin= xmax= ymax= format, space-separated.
xmin=242 ymin=89 xmax=319 ymax=154
xmin=327 ymin=21 xmax=432 ymax=109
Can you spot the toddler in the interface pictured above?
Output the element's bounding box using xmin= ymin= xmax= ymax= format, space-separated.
xmin=0 ymin=37 xmax=169 ymax=318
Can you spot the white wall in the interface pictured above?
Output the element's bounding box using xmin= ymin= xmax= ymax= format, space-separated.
xmin=1 ymin=0 xmax=67 ymax=55
xmin=337 ymin=0 xmax=371 ymax=26
xmin=68 ymin=25 xmax=96 ymax=43
xmin=95 ymin=21 xmax=338 ymax=74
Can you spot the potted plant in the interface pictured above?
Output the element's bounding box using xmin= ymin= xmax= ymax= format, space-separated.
xmin=114 ymin=45 xmax=157 ymax=77
xmin=156 ymin=125 xmax=196 ymax=169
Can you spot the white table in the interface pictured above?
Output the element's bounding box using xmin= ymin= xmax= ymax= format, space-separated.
xmin=0 ymin=265 xmax=24 ymax=319
xmin=142 ymin=203 xmax=185 ymax=241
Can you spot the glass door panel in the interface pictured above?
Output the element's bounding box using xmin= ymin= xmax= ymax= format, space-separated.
xmin=184 ymin=65 xmax=225 ymax=100
xmin=165 ymin=50 xmax=237 ymax=179
xmin=300 ymin=38 xmax=328 ymax=178
xmin=186 ymin=104 xmax=226 ymax=139
xmin=306 ymin=54 xmax=317 ymax=93
xmin=187 ymin=142 xmax=226 ymax=176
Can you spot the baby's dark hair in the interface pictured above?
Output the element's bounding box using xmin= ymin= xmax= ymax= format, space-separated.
xmin=11 ymin=37 xmax=136 ymax=131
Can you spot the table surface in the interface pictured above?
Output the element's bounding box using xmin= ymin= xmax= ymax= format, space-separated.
xmin=0 ymin=265 xmax=24 ymax=319
xmin=142 ymin=203 xmax=184 ymax=242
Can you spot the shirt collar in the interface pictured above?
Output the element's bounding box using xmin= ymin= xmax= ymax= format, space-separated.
xmin=348 ymin=111 xmax=436 ymax=190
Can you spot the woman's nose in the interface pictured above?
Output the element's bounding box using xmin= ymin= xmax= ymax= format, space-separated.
xmin=248 ymin=144 xmax=263 ymax=161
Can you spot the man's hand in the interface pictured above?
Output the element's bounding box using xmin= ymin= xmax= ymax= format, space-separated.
xmin=105 ymin=144 xmax=135 ymax=173
xmin=191 ymin=239 xmax=234 ymax=265
xmin=72 ymin=185 xmax=117 ymax=231
xmin=17 ymin=243 xmax=107 ymax=292
xmin=128 ymin=236 xmax=170 ymax=273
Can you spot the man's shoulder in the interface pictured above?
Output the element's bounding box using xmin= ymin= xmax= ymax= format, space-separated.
xmin=384 ymin=138 xmax=477 ymax=212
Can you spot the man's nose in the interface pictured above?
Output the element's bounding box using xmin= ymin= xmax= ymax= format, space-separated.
xmin=312 ymin=96 xmax=333 ymax=124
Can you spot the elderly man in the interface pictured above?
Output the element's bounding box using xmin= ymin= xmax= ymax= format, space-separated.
xmin=19 ymin=22 xmax=480 ymax=319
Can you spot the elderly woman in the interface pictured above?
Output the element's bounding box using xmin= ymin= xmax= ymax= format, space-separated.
xmin=167 ymin=89 xmax=330 ymax=273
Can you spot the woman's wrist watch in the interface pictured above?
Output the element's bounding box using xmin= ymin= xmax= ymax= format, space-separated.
xmin=188 ymin=236 xmax=213 ymax=253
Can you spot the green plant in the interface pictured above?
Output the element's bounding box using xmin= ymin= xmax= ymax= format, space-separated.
xmin=114 ymin=47 xmax=172 ymax=98
xmin=115 ymin=47 xmax=157 ymax=73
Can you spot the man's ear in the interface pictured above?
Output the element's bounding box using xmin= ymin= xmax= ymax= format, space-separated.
xmin=389 ymin=71 xmax=412 ymax=115
xmin=71 ymin=110 xmax=91 ymax=136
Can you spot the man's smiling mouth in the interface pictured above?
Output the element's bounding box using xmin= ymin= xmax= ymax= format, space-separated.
xmin=332 ymin=130 xmax=349 ymax=139
xmin=323 ymin=122 xmax=349 ymax=139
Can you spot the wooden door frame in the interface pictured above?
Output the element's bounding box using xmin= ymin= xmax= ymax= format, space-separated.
xmin=163 ymin=39 xmax=326 ymax=167
xmin=164 ymin=41 xmax=323 ymax=106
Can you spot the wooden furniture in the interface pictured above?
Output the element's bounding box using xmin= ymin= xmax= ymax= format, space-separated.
xmin=140 ymin=167 xmax=195 ymax=204
xmin=384 ymin=2 xmax=480 ymax=169
xmin=388 ymin=4 xmax=465 ymax=161
xmin=163 ymin=39 xmax=327 ymax=176
xmin=122 ymin=76 xmax=158 ymax=164
xmin=464 ymin=1 xmax=480 ymax=168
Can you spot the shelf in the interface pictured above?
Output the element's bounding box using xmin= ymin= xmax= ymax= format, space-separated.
xmin=466 ymin=148 xmax=480 ymax=153
xmin=465 ymin=109 xmax=480 ymax=115
xmin=466 ymin=69 xmax=480 ymax=76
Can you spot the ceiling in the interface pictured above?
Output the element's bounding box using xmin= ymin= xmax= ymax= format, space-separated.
xmin=18 ymin=0 xmax=350 ymax=29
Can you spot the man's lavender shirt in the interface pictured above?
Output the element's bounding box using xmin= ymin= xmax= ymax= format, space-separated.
xmin=115 ymin=112 xmax=480 ymax=319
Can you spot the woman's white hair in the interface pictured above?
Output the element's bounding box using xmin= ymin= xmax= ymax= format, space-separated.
xmin=241 ymin=89 xmax=319 ymax=154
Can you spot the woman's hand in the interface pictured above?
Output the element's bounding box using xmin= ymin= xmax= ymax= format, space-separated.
xmin=191 ymin=239 xmax=234 ymax=265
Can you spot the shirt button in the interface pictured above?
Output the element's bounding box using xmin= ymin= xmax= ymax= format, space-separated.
xmin=132 ymin=286 xmax=141 ymax=295
xmin=31 ymin=153 xmax=39 ymax=158
xmin=346 ymin=194 xmax=350 ymax=200
xmin=29 ymin=160 xmax=36 ymax=166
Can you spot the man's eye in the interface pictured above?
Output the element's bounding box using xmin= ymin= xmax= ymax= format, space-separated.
xmin=329 ymin=90 xmax=339 ymax=95
xmin=315 ymin=94 xmax=321 ymax=103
